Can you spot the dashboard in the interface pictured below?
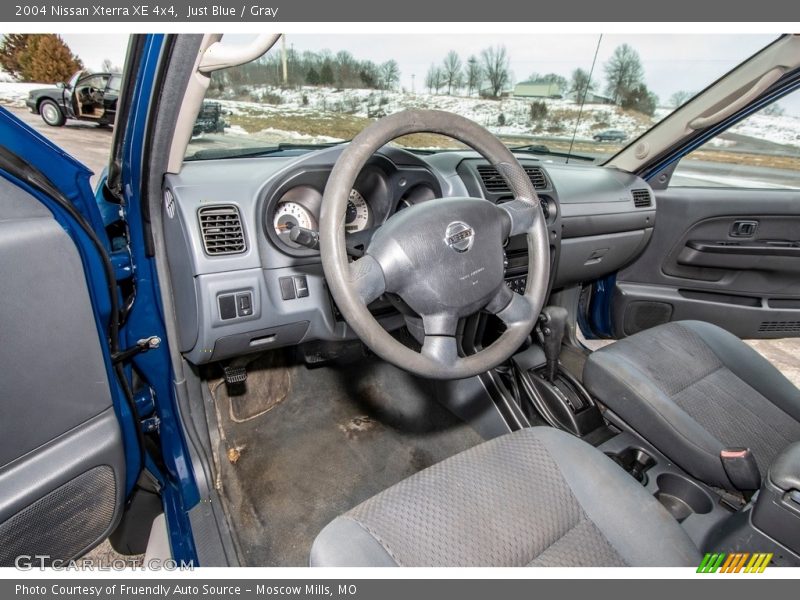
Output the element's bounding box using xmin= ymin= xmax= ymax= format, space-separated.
xmin=163 ymin=146 xmax=656 ymax=365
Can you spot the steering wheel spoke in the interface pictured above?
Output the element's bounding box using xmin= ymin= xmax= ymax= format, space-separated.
xmin=499 ymin=198 xmax=540 ymax=238
xmin=487 ymin=284 xmax=533 ymax=328
xmin=421 ymin=314 xmax=460 ymax=368
xmin=421 ymin=335 xmax=459 ymax=369
xmin=348 ymin=254 xmax=386 ymax=305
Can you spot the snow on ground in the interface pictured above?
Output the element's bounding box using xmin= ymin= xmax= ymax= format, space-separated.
xmin=0 ymin=80 xmax=49 ymax=107
xmin=211 ymin=85 xmax=656 ymax=143
xmin=728 ymin=112 xmax=800 ymax=147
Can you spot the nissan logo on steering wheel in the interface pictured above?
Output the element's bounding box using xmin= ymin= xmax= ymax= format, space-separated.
xmin=445 ymin=221 xmax=474 ymax=253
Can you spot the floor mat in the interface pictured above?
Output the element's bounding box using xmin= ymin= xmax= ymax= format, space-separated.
xmin=209 ymin=353 xmax=484 ymax=566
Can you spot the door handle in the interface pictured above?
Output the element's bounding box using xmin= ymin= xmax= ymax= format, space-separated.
xmin=730 ymin=220 xmax=758 ymax=238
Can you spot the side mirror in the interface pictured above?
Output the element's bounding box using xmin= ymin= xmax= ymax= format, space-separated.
xmin=56 ymin=82 xmax=66 ymax=89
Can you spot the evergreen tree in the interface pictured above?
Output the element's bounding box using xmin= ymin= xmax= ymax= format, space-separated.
xmin=621 ymin=83 xmax=658 ymax=116
xmin=306 ymin=67 xmax=320 ymax=85
xmin=0 ymin=34 xmax=31 ymax=79
xmin=319 ymin=61 xmax=334 ymax=86
xmin=15 ymin=35 xmax=83 ymax=83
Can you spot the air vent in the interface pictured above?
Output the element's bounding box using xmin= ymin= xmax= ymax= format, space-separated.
xmin=524 ymin=166 xmax=548 ymax=190
xmin=476 ymin=165 xmax=549 ymax=194
xmin=631 ymin=189 xmax=652 ymax=208
xmin=198 ymin=205 xmax=246 ymax=255
xmin=758 ymin=320 xmax=800 ymax=334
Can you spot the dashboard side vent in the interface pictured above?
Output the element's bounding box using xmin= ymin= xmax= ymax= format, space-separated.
xmin=476 ymin=165 xmax=549 ymax=193
xmin=198 ymin=205 xmax=246 ymax=256
xmin=758 ymin=320 xmax=800 ymax=334
xmin=631 ymin=189 xmax=652 ymax=208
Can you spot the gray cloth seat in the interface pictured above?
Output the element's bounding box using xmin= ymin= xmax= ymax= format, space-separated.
xmin=310 ymin=427 xmax=700 ymax=567
xmin=584 ymin=320 xmax=800 ymax=490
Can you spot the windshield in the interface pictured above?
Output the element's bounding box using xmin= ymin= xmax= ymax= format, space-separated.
xmin=185 ymin=34 xmax=778 ymax=162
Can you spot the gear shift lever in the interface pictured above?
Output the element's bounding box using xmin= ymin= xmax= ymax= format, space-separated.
xmin=540 ymin=306 xmax=568 ymax=383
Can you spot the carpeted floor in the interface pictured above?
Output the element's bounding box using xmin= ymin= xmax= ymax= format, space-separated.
xmin=208 ymin=351 xmax=484 ymax=566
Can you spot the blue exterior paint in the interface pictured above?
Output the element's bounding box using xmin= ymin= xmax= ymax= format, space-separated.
xmin=116 ymin=33 xmax=200 ymax=564
xmin=0 ymin=34 xmax=201 ymax=564
xmin=587 ymin=273 xmax=616 ymax=339
xmin=0 ymin=106 xmax=141 ymax=493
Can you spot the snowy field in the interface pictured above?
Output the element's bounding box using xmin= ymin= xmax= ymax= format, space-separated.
xmin=3 ymin=78 xmax=799 ymax=151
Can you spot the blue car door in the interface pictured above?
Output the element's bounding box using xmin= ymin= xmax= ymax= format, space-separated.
xmin=0 ymin=107 xmax=132 ymax=565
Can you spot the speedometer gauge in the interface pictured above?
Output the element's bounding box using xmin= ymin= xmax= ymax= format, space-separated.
xmin=345 ymin=189 xmax=371 ymax=233
xmin=274 ymin=201 xmax=317 ymax=248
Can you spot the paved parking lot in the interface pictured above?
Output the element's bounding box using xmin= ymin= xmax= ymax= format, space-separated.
xmin=4 ymin=104 xmax=112 ymax=186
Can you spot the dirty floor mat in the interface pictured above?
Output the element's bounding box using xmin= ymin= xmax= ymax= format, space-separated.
xmin=209 ymin=353 xmax=484 ymax=566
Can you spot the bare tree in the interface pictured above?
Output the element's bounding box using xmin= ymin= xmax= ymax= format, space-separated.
xmin=669 ymin=90 xmax=693 ymax=108
xmin=604 ymin=44 xmax=645 ymax=105
xmin=442 ymin=51 xmax=463 ymax=95
xmin=480 ymin=45 xmax=510 ymax=98
xmin=465 ymin=55 xmax=482 ymax=97
xmin=380 ymin=60 xmax=400 ymax=90
xmin=425 ymin=64 xmax=444 ymax=94
xmin=569 ymin=68 xmax=594 ymax=102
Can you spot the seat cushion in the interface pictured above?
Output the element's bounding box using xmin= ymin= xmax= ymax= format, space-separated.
xmin=584 ymin=320 xmax=800 ymax=489
xmin=310 ymin=427 xmax=699 ymax=567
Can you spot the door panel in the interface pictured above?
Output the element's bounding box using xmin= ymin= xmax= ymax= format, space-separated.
xmin=0 ymin=177 xmax=125 ymax=565
xmin=613 ymin=187 xmax=800 ymax=338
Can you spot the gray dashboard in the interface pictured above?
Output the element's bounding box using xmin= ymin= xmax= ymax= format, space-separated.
xmin=163 ymin=146 xmax=656 ymax=365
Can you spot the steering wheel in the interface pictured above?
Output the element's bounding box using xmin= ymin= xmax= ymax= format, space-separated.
xmin=319 ymin=110 xmax=550 ymax=380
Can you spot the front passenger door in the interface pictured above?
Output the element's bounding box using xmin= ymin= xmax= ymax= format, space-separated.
xmin=610 ymin=91 xmax=800 ymax=339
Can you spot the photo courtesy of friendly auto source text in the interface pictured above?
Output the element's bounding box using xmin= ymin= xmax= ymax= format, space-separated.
xmin=0 ymin=0 xmax=800 ymax=596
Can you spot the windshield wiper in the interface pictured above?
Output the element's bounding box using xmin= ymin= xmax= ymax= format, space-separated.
xmin=185 ymin=140 xmax=346 ymax=161
xmin=509 ymin=144 xmax=596 ymax=163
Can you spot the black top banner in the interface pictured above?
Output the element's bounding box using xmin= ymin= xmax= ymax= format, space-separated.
xmin=3 ymin=0 xmax=800 ymax=22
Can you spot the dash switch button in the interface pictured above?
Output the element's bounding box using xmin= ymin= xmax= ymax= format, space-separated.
xmin=294 ymin=276 xmax=309 ymax=298
xmin=236 ymin=292 xmax=253 ymax=317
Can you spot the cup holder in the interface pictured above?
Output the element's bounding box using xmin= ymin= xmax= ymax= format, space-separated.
xmin=606 ymin=447 xmax=656 ymax=485
xmin=655 ymin=473 xmax=714 ymax=522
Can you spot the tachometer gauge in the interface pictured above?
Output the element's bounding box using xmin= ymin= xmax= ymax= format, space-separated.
xmin=345 ymin=189 xmax=371 ymax=233
xmin=274 ymin=201 xmax=317 ymax=248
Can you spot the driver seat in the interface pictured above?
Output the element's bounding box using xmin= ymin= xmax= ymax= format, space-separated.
xmin=310 ymin=427 xmax=700 ymax=567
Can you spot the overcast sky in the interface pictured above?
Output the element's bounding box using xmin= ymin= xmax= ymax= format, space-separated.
xmin=58 ymin=33 xmax=798 ymax=114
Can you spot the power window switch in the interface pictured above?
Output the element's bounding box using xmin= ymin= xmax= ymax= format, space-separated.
xmin=279 ymin=277 xmax=296 ymax=300
xmin=236 ymin=292 xmax=253 ymax=317
xmin=294 ymin=275 xmax=309 ymax=298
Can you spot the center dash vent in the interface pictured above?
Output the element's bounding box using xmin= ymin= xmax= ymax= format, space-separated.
xmin=198 ymin=205 xmax=246 ymax=255
xmin=631 ymin=189 xmax=652 ymax=208
xmin=476 ymin=165 xmax=549 ymax=194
